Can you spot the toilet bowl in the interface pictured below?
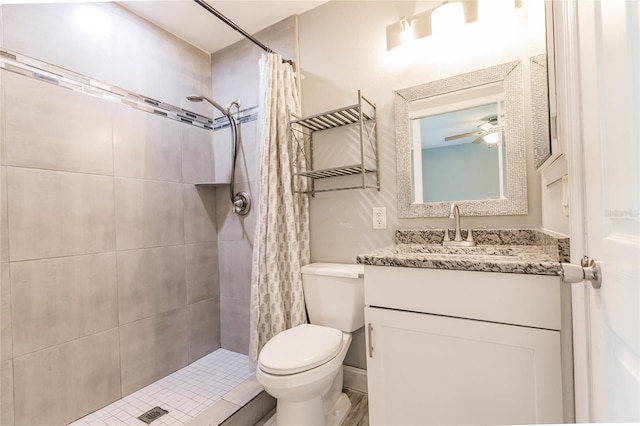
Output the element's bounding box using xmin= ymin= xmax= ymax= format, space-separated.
xmin=256 ymin=325 xmax=352 ymax=425
xmin=256 ymin=263 xmax=364 ymax=426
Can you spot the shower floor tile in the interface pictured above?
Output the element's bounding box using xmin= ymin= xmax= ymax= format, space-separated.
xmin=70 ymin=349 xmax=255 ymax=426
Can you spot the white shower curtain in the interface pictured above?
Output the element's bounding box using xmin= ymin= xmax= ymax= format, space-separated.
xmin=249 ymin=53 xmax=310 ymax=364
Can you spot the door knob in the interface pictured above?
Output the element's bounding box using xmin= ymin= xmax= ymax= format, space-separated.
xmin=561 ymin=256 xmax=602 ymax=289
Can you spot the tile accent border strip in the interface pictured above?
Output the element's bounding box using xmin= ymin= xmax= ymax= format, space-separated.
xmin=0 ymin=47 xmax=216 ymax=129
xmin=213 ymin=105 xmax=259 ymax=131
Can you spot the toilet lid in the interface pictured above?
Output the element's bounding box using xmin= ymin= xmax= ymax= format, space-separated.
xmin=300 ymin=263 xmax=364 ymax=279
xmin=258 ymin=324 xmax=343 ymax=375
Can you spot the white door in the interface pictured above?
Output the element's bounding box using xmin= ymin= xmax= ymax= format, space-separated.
xmin=569 ymin=0 xmax=640 ymax=421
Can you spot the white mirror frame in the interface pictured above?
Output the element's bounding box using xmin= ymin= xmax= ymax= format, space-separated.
xmin=537 ymin=0 xmax=563 ymax=171
xmin=395 ymin=60 xmax=528 ymax=218
xmin=531 ymin=53 xmax=552 ymax=169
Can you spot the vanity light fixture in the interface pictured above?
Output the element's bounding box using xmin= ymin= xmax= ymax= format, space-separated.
xmin=478 ymin=0 xmax=516 ymax=22
xmin=385 ymin=0 xmax=522 ymax=51
xmin=431 ymin=1 xmax=465 ymax=36
xmin=386 ymin=1 xmax=472 ymax=50
xmin=400 ymin=17 xmax=415 ymax=44
xmin=386 ymin=13 xmax=430 ymax=50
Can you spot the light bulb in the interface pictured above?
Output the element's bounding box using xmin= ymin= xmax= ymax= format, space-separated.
xmin=478 ymin=0 xmax=514 ymax=23
xmin=400 ymin=18 xmax=415 ymax=44
xmin=483 ymin=131 xmax=500 ymax=144
xmin=431 ymin=1 xmax=465 ymax=36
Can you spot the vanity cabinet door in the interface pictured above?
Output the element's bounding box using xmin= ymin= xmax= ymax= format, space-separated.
xmin=365 ymin=306 xmax=563 ymax=425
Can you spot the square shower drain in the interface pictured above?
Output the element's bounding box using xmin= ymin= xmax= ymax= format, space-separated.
xmin=137 ymin=406 xmax=169 ymax=424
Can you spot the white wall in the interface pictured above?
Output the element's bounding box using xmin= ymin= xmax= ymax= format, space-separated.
xmin=298 ymin=0 xmax=550 ymax=368
xmin=542 ymin=173 xmax=570 ymax=234
xmin=298 ymin=1 xmax=548 ymax=264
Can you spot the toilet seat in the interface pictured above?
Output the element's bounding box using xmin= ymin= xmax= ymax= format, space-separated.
xmin=258 ymin=324 xmax=343 ymax=375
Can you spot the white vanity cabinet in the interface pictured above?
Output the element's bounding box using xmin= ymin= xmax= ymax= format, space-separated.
xmin=364 ymin=265 xmax=564 ymax=425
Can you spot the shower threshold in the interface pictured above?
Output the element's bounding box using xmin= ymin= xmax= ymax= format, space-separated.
xmin=70 ymin=349 xmax=274 ymax=426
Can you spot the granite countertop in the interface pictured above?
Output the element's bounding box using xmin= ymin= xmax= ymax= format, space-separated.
xmin=356 ymin=229 xmax=569 ymax=276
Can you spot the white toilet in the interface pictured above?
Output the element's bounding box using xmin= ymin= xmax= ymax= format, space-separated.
xmin=256 ymin=263 xmax=365 ymax=426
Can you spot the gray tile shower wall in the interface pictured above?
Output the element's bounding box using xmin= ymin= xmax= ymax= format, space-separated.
xmin=13 ymin=329 xmax=122 ymax=426
xmin=0 ymin=3 xmax=219 ymax=425
xmin=210 ymin=16 xmax=298 ymax=355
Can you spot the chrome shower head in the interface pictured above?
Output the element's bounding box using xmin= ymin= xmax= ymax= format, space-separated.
xmin=186 ymin=94 xmax=227 ymax=114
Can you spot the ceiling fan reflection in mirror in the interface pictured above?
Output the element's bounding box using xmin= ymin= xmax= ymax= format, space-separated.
xmin=444 ymin=115 xmax=501 ymax=145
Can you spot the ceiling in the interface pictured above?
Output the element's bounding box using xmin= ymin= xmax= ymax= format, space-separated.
xmin=419 ymin=103 xmax=499 ymax=149
xmin=122 ymin=0 xmax=328 ymax=54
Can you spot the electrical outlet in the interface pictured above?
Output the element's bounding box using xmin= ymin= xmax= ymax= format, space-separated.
xmin=372 ymin=207 xmax=387 ymax=229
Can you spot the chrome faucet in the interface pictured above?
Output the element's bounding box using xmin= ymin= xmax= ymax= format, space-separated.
xmin=443 ymin=202 xmax=475 ymax=247
xmin=450 ymin=202 xmax=463 ymax=242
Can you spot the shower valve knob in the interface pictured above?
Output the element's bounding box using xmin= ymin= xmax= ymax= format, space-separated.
xmin=233 ymin=191 xmax=251 ymax=215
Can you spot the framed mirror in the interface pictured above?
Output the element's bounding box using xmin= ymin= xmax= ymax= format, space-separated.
xmin=531 ymin=53 xmax=552 ymax=169
xmin=534 ymin=0 xmax=561 ymax=170
xmin=395 ymin=60 xmax=527 ymax=218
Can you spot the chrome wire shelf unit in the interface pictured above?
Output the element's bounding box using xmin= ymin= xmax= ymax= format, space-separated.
xmin=289 ymin=90 xmax=379 ymax=195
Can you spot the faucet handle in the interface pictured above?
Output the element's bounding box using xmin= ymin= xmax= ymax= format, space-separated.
xmin=466 ymin=229 xmax=475 ymax=243
xmin=466 ymin=226 xmax=487 ymax=243
xmin=443 ymin=228 xmax=451 ymax=242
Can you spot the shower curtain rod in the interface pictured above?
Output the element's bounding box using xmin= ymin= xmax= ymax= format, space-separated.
xmin=192 ymin=0 xmax=294 ymax=66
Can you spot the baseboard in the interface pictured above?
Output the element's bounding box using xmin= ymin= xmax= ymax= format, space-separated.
xmin=343 ymin=365 xmax=368 ymax=394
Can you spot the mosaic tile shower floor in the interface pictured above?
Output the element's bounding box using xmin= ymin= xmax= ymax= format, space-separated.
xmin=70 ymin=349 xmax=254 ymax=426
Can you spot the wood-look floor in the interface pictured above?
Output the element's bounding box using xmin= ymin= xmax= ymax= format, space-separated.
xmin=253 ymin=388 xmax=369 ymax=426
xmin=343 ymin=388 xmax=369 ymax=426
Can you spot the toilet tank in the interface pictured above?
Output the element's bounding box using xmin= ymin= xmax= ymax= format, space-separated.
xmin=301 ymin=263 xmax=365 ymax=332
